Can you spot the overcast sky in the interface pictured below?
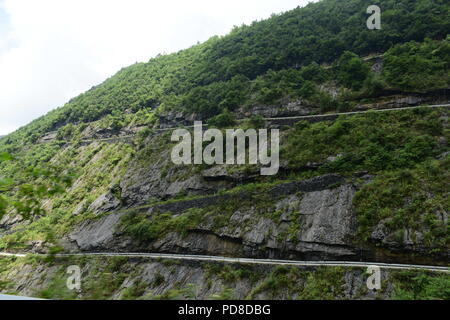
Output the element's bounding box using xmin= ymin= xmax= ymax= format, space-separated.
xmin=0 ymin=0 xmax=318 ymax=135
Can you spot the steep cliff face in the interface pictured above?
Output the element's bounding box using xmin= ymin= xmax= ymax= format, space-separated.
xmin=67 ymin=174 xmax=360 ymax=259
xmin=118 ymin=134 xmax=222 ymax=207
xmin=1 ymin=104 xmax=448 ymax=266
xmin=65 ymin=156 xmax=448 ymax=265
xmin=1 ymin=0 xmax=449 ymax=300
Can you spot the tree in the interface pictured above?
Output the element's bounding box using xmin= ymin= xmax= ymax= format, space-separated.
xmin=208 ymin=109 xmax=236 ymax=128
xmin=336 ymin=51 xmax=370 ymax=90
xmin=0 ymin=152 xmax=74 ymax=221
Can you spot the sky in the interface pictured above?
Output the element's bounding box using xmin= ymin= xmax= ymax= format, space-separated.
xmin=0 ymin=0 xmax=318 ymax=135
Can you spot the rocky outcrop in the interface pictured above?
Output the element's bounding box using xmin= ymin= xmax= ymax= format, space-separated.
xmin=37 ymin=131 xmax=57 ymax=143
xmin=355 ymin=89 xmax=450 ymax=111
xmin=295 ymin=184 xmax=355 ymax=245
xmin=0 ymin=213 xmax=23 ymax=231
xmin=66 ymin=175 xmax=359 ymax=260
xmin=87 ymin=191 xmax=121 ymax=215
xmin=158 ymin=111 xmax=198 ymax=129
xmin=120 ymin=162 xmax=219 ymax=207
xmin=66 ymin=211 xmax=129 ymax=252
xmin=65 ymin=167 xmax=449 ymax=264
xmin=118 ymin=135 xmax=235 ymax=206
xmin=238 ymin=100 xmax=313 ymax=118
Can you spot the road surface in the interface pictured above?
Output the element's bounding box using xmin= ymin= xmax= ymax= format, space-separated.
xmin=1 ymin=252 xmax=448 ymax=273
xmin=0 ymin=293 xmax=43 ymax=300
xmin=263 ymin=103 xmax=450 ymax=121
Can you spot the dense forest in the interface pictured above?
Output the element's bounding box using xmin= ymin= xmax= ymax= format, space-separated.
xmin=0 ymin=0 xmax=449 ymax=149
xmin=0 ymin=0 xmax=449 ymax=222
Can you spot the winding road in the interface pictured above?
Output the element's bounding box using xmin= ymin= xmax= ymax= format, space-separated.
xmin=38 ymin=103 xmax=450 ymax=144
xmin=263 ymin=103 xmax=450 ymax=122
xmin=1 ymin=252 xmax=448 ymax=273
xmin=3 ymin=104 xmax=449 ymax=276
xmin=156 ymin=103 xmax=450 ymax=131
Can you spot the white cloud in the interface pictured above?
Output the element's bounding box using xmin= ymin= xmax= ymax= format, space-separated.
xmin=0 ymin=0 xmax=317 ymax=135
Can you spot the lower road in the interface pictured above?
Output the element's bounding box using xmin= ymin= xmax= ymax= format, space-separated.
xmin=1 ymin=252 xmax=448 ymax=273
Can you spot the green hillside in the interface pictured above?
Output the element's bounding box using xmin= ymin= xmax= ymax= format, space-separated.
xmin=1 ymin=0 xmax=449 ymax=148
xmin=0 ymin=0 xmax=449 ymax=300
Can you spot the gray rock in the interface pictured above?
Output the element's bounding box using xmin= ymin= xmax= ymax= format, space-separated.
xmin=243 ymin=218 xmax=276 ymax=245
xmin=371 ymin=223 xmax=388 ymax=242
xmin=437 ymin=151 xmax=450 ymax=160
xmin=68 ymin=212 xmax=127 ymax=251
xmin=371 ymin=58 xmax=383 ymax=74
xmin=239 ymin=100 xmax=312 ymax=118
xmin=297 ymin=184 xmax=356 ymax=245
xmin=119 ymin=137 xmax=220 ymax=206
xmin=37 ymin=131 xmax=57 ymax=143
xmin=65 ymin=175 xmax=361 ymax=260
xmin=319 ymin=82 xmax=341 ymax=99
xmin=0 ymin=213 xmax=23 ymax=230
xmin=88 ymin=192 xmax=121 ymax=215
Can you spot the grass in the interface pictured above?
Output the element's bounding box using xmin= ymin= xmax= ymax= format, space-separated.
xmin=246 ymin=266 xmax=347 ymax=300
xmin=354 ymin=157 xmax=449 ymax=249
xmin=120 ymin=207 xmax=205 ymax=243
xmin=391 ymin=270 xmax=450 ymax=300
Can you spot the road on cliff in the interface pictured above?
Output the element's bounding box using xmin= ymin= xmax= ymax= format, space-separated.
xmin=1 ymin=252 xmax=448 ymax=273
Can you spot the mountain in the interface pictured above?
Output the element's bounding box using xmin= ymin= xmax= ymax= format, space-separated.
xmin=0 ymin=0 xmax=449 ymax=300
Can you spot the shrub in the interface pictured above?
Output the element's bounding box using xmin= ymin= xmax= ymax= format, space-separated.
xmin=208 ymin=109 xmax=236 ymax=128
